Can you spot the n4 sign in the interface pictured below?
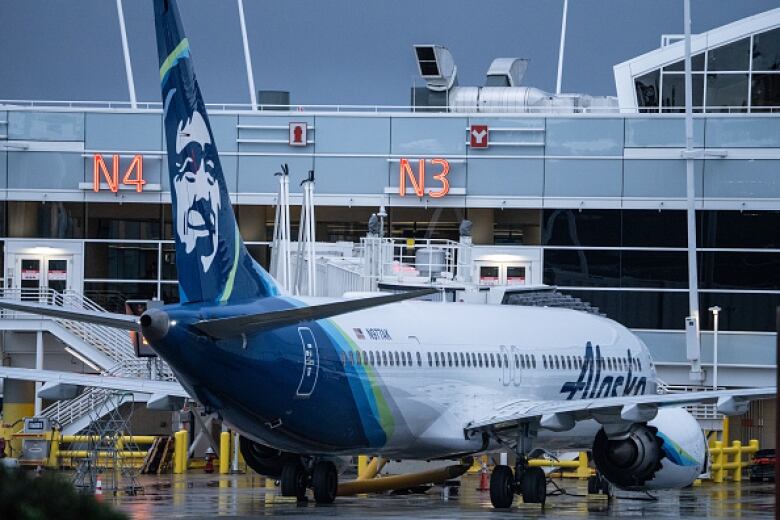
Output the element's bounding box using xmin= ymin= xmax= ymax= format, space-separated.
xmin=93 ymin=154 xmax=146 ymax=193
xmin=399 ymin=158 xmax=450 ymax=198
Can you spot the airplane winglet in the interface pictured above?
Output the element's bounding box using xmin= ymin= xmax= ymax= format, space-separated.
xmin=193 ymin=288 xmax=438 ymax=339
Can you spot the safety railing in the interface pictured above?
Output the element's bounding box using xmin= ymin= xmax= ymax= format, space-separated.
xmin=357 ymin=237 xmax=462 ymax=286
xmin=709 ymin=439 xmax=760 ymax=482
xmin=0 ymin=287 xmax=175 ymax=431
xmin=656 ymin=381 xmax=723 ymax=422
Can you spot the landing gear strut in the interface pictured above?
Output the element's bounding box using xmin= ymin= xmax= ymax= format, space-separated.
xmin=488 ymin=423 xmax=546 ymax=508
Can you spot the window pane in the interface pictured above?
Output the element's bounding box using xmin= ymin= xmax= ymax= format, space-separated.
xmin=622 ymin=210 xmax=687 ymax=247
xmin=564 ymin=290 xmax=688 ymax=330
xmin=621 ymin=251 xmax=688 ymax=289
xmin=751 ymin=28 xmax=780 ymax=71
xmin=542 ymin=209 xmax=620 ymax=247
xmin=634 ymin=70 xmax=660 ymax=110
xmin=661 ymin=73 xmax=703 ymax=112
xmin=699 ymin=252 xmax=780 ymax=290
xmin=707 ymin=38 xmax=750 ymax=71
xmin=700 ymin=292 xmax=780 ymax=332
xmin=7 ymin=201 xmax=84 ymax=238
xmin=85 ymin=242 xmax=158 ymax=280
xmin=751 ymin=74 xmax=780 ymax=110
xmin=698 ymin=210 xmax=780 ymax=248
xmin=84 ymin=282 xmax=157 ymax=313
xmin=86 ymin=203 xmax=161 ymax=240
xmin=663 ymin=53 xmax=705 ymax=72
xmin=706 ymin=73 xmax=749 ymax=112
xmin=543 ymin=250 xmax=620 ymax=287
xmin=161 ymin=282 xmax=180 ymax=304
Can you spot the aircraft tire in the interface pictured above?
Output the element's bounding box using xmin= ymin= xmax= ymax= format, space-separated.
xmin=489 ymin=465 xmax=515 ymax=508
xmin=312 ymin=460 xmax=338 ymax=504
xmin=521 ymin=467 xmax=546 ymax=505
xmin=280 ymin=461 xmax=307 ymax=501
xmin=587 ymin=475 xmax=600 ymax=495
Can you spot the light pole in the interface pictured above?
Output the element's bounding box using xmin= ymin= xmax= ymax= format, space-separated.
xmin=709 ymin=306 xmax=721 ymax=390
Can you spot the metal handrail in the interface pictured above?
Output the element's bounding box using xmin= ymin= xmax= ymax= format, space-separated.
xmin=0 ymin=287 xmax=175 ymax=430
xmin=2 ymin=99 xmax=778 ymax=115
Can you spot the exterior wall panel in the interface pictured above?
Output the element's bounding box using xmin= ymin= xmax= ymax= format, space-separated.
xmin=390 ymin=117 xmax=466 ymax=156
xmin=705 ymin=117 xmax=780 ymax=147
xmin=625 ymin=118 xmax=705 ymax=147
xmin=7 ymin=152 xmax=83 ymax=190
xmin=545 ymin=118 xmax=623 ymax=156
xmin=85 ymin=113 xmax=161 ymax=151
xmin=237 ymin=155 xmax=314 ymax=193
xmin=315 ymin=116 xmax=390 ymax=154
xmin=544 ymin=159 xmax=622 ymax=197
xmin=623 ymin=159 xmax=703 ymax=198
xmin=8 ymin=111 xmax=84 ymax=141
xmin=315 ymin=157 xmax=388 ymax=194
xmin=704 ymin=159 xmax=780 ymax=198
xmin=467 ymin=159 xmax=544 ymax=196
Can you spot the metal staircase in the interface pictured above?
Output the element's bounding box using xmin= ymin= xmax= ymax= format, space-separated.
xmin=0 ymin=288 xmax=176 ymax=434
xmin=656 ymin=379 xmax=724 ymax=431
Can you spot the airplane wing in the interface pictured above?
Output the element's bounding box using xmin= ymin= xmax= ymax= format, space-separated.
xmin=0 ymin=299 xmax=140 ymax=331
xmin=465 ymin=387 xmax=776 ymax=434
xmin=0 ymin=366 xmax=187 ymax=398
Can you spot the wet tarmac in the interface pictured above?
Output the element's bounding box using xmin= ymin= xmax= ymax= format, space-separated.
xmin=104 ymin=473 xmax=774 ymax=519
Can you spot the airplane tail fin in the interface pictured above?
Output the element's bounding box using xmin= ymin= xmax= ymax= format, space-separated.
xmin=154 ymin=0 xmax=279 ymax=303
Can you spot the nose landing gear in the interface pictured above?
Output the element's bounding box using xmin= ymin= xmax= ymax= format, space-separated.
xmin=488 ymin=422 xmax=547 ymax=508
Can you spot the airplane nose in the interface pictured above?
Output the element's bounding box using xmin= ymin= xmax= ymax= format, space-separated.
xmin=140 ymin=308 xmax=170 ymax=342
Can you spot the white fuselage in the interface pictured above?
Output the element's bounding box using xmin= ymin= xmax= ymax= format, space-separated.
xmin=296 ymin=299 xmax=657 ymax=458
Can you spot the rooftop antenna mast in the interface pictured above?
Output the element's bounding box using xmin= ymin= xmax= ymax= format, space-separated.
xmin=555 ymin=0 xmax=569 ymax=95
xmin=115 ymin=0 xmax=137 ymax=109
xmin=237 ymin=0 xmax=258 ymax=110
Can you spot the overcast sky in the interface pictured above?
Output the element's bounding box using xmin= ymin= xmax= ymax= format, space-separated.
xmin=0 ymin=1 xmax=776 ymax=106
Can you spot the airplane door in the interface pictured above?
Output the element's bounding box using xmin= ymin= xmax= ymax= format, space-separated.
xmin=296 ymin=327 xmax=319 ymax=398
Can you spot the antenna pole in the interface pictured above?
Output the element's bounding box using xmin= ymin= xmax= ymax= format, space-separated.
xmin=237 ymin=0 xmax=258 ymax=110
xmin=116 ymin=0 xmax=137 ymax=109
xmin=555 ymin=0 xmax=569 ymax=95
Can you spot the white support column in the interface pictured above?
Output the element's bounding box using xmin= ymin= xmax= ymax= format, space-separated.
xmin=237 ymin=0 xmax=258 ymax=110
xmin=555 ymin=0 xmax=569 ymax=95
xmin=34 ymin=330 xmax=43 ymax=415
xmin=115 ymin=0 xmax=137 ymax=109
xmin=683 ymin=0 xmax=703 ymax=383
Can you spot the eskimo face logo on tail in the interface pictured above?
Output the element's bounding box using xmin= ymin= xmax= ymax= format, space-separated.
xmin=559 ymin=342 xmax=647 ymax=400
xmin=173 ymin=111 xmax=221 ymax=272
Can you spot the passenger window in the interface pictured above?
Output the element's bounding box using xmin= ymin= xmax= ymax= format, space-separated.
xmin=478 ymin=353 xmax=483 ymax=368
xmin=416 ymin=352 xmax=422 ymax=366
xmin=382 ymin=351 xmax=388 ymax=366
xmin=460 ymin=352 xmax=465 ymax=366
xmin=543 ymin=356 xmax=548 ymax=369
xmin=369 ymin=351 xmax=375 ymax=366
xmin=532 ymin=355 xmax=536 ymax=369
xmin=454 ymin=353 xmax=459 ymax=367
xmin=496 ymin=353 xmax=501 ymax=368
xmin=434 ymin=352 xmax=440 ymax=367
xmin=428 ymin=352 xmax=432 ymax=367
xmin=400 ymin=352 xmax=406 ymax=367
xmin=638 ymin=359 xmax=642 ymax=371
xmin=471 ymin=353 xmax=477 ymax=367
xmin=555 ymin=356 xmax=560 ymax=370
xmin=490 ymin=354 xmax=496 ymax=368
xmin=407 ymin=352 xmax=412 ymax=366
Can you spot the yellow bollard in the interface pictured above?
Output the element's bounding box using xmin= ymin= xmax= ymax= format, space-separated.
xmin=575 ymin=451 xmax=591 ymax=479
xmin=357 ymin=455 xmax=369 ymax=480
xmin=721 ymin=416 xmax=729 ymax=445
xmin=47 ymin=431 xmax=61 ymax=468
xmin=712 ymin=440 xmax=723 ymax=483
xmin=731 ymin=440 xmax=742 ymax=482
xmin=219 ymin=431 xmax=231 ymax=475
xmin=174 ymin=429 xmax=188 ymax=474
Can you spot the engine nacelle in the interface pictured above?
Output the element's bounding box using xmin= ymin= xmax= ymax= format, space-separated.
xmin=593 ymin=407 xmax=706 ymax=490
xmin=239 ymin=436 xmax=298 ymax=479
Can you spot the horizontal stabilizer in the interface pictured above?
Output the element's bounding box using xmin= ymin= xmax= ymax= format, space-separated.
xmin=0 ymin=299 xmax=140 ymax=331
xmin=194 ymin=288 xmax=438 ymax=339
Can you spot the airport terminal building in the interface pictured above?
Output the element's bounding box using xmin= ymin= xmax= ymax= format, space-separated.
xmin=0 ymin=8 xmax=778 ymax=443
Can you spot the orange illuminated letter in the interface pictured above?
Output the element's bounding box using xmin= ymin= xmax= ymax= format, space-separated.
xmin=429 ymin=158 xmax=450 ymax=198
xmin=122 ymin=155 xmax=146 ymax=192
xmin=93 ymin=154 xmax=119 ymax=193
xmin=399 ymin=158 xmax=425 ymax=197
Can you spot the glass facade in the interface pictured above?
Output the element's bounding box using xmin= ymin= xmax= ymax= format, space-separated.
xmin=635 ymin=27 xmax=780 ymax=112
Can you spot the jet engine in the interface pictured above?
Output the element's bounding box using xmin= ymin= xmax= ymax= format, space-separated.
xmin=239 ymin=436 xmax=299 ymax=478
xmin=592 ymin=407 xmax=706 ymax=490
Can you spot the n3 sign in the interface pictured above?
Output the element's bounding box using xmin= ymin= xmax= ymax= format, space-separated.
xmin=93 ymin=154 xmax=146 ymax=193
xmin=399 ymin=158 xmax=450 ymax=198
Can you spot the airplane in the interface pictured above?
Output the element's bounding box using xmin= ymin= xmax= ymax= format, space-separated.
xmin=0 ymin=0 xmax=774 ymax=508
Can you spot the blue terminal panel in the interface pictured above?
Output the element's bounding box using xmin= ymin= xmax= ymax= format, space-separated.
xmin=544 ymin=159 xmax=623 ymax=198
xmin=705 ymin=159 xmax=780 ymax=198
xmin=85 ymin=113 xmax=162 ymax=151
xmin=624 ymin=160 xmax=704 ymax=198
xmin=8 ymin=111 xmax=84 ymax=141
xmin=624 ymin=118 xmax=705 ymax=148
xmin=705 ymin=117 xmax=780 ymax=147
xmin=8 ymin=151 xmax=83 ymax=190
xmin=545 ymin=118 xmax=624 ymax=156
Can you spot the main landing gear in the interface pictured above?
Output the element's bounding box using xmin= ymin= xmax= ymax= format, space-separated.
xmin=280 ymin=459 xmax=338 ymax=504
xmin=489 ymin=423 xmax=546 ymax=508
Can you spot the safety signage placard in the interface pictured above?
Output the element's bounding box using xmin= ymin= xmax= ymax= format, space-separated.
xmin=469 ymin=125 xmax=489 ymax=148
xmin=289 ymin=122 xmax=308 ymax=147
